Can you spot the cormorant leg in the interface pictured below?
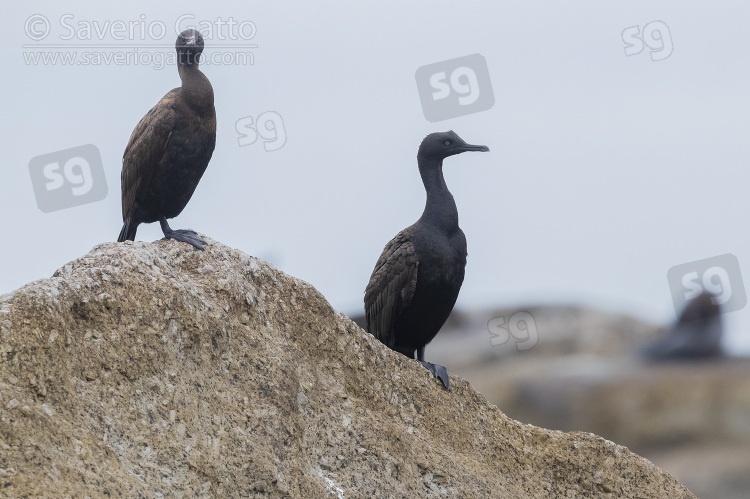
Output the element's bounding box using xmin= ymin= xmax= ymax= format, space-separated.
xmin=118 ymin=221 xmax=131 ymax=242
xmin=417 ymin=347 xmax=450 ymax=390
xmin=159 ymin=217 xmax=206 ymax=250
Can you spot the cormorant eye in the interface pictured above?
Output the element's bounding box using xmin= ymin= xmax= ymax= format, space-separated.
xmin=444 ymin=140 xmax=452 ymax=146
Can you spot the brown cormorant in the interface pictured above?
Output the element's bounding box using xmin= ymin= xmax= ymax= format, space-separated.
xmin=117 ymin=29 xmax=216 ymax=250
xmin=364 ymin=131 xmax=489 ymax=389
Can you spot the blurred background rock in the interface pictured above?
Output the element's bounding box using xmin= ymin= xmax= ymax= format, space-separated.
xmin=353 ymin=304 xmax=750 ymax=499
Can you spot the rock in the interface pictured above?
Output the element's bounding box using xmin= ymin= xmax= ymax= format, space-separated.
xmin=645 ymin=442 xmax=750 ymax=499
xmin=459 ymin=355 xmax=750 ymax=449
xmin=0 ymin=238 xmax=694 ymax=497
xmin=425 ymin=306 xmax=750 ymax=498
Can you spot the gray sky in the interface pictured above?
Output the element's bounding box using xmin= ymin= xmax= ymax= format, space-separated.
xmin=5 ymin=1 xmax=750 ymax=354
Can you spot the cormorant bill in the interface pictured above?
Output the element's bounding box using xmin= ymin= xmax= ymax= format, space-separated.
xmin=640 ymin=291 xmax=723 ymax=361
xmin=364 ymin=131 xmax=489 ymax=389
xmin=117 ymin=29 xmax=216 ymax=250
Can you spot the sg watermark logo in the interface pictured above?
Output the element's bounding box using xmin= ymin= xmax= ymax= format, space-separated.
xmin=622 ymin=21 xmax=673 ymax=62
xmin=28 ymin=144 xmax=108 ymax=212
xmin=667 ymin=254 xmax=746 ymax=317
xmin=415 ymin=53 xmax=495 ymax=122
xmin=487 ymin=311 xmax=538 ymax=351
xmin=236 ymin=111 xmax=286 ymax=152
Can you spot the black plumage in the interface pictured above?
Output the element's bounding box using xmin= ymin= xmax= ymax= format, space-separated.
xmin=117 ymin=29 xmax=216 ymax=250
xmin=641 ymin=291 xmax=723 ymax=360
xmin=364 ymin=131 xmax=489 ymax=388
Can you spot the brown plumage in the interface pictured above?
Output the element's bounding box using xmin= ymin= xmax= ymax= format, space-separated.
xmin=118 ymin=29 xmax=216 ymax=250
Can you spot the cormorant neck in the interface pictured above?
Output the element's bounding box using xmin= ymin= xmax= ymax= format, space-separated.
xmin=417 ymin=156 xmax=459 ymax=231
xmin=178 ymin=63 xmax=214 ymax=114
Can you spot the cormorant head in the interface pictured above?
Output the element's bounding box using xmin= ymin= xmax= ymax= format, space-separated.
xmin=417 ymin=130 xmax=489 ymax=162
xmin=678 ymin=291 xmax=721 ymax=323
xmin=176 ymin=29 xmax=205 ymax=66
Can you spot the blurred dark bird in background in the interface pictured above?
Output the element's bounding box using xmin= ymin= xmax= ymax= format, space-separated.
xmin=117 ymin=29 xmax=216 ymax=250
xmin=364 ymin=131 xmax=489 ymax=389
xmin=641 ymin=291 xmax=723 ymax=360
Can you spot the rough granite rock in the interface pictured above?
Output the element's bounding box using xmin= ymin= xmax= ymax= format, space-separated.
xmin=0 ymin=238 xmax=695 ymax=498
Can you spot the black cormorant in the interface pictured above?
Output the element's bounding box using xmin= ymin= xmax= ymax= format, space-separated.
xmin=641 ymin=291 xmax=723 ymax=360
xmin=364 ymin=131 xmax=489 ymax=389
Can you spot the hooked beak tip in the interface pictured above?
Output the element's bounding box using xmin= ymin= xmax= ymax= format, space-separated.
xmin=463 ymin=144 xmax=490 ymax=153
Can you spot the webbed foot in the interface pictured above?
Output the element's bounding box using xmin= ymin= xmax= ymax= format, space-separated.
xmin=159 ymin=218 xmax=206 ymax=250
xmin=419 ymin=361 xmax=450 ymax=390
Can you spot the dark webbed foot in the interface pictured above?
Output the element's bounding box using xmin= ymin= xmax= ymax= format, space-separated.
xmin=166 ymin=231 xmax=206 ymax=250
xmin=419 ymin=361 xmax=450 ymax=390
xmin=414 ymin=346 xmax=449 ymax=389
xmin=172 ymin=228 xmax=201 ymax=237
xmin=159 ymin=218 xmax=206 ymax=250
